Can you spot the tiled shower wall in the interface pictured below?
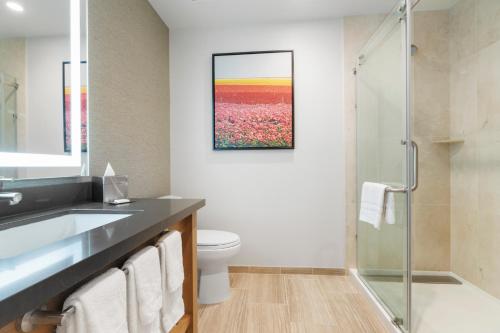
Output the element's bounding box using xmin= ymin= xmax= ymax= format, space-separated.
xmin=412 ymin=11 xmax=451 ymax=271
xmin=448 ymin=0 xmax=500 ymax=299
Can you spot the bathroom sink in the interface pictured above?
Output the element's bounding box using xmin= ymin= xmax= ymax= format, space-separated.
xmin=0 ymin=211 xmax=133 ymax=259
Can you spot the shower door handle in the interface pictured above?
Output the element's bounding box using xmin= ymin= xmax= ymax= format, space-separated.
xmin=411 ymin=141 xmax=419 ymax=191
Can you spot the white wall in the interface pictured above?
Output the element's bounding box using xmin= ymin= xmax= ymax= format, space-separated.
xmin=170 ymin=20 xmax=346 ymax=268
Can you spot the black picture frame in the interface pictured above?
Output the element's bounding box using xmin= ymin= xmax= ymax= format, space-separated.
xmin=62 ymin=60 xmax=87 ymax=153
xmin=212 ymin=50 xmax=295 ymax=150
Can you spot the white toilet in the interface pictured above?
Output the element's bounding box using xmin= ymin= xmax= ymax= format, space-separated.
xmin=197 ymin=229 xmax=241 ymax=304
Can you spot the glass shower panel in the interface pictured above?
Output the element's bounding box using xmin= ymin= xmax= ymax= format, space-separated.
xmin=356 ymin=4 xmax=409 ymax=329
xmin=0 ymin=73 xmax=18 ymax=152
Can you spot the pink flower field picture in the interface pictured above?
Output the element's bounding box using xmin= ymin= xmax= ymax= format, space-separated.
xmin=212 ymin=51 xmax=294 ymax=150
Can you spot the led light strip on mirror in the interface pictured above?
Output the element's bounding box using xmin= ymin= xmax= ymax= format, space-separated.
xmin=0 ymin=0 xmax=82 ymax=168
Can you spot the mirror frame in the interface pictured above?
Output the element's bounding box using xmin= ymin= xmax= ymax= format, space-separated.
xmin=0 ymin=0 xmax=83 ymax=168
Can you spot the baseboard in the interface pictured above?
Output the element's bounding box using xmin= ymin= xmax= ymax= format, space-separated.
xmin=228 ymin=266 xmax=346 ymax=275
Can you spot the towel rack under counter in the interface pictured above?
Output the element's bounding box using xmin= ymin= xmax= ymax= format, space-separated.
xmin=6 ymin=208 xmax=201 ymax=333
xmin=17 ymin=308 xmax=191 ymax=333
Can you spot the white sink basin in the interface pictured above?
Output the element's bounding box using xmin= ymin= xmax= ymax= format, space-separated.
xmin=0 ymin=212 xmax=132 ymax=259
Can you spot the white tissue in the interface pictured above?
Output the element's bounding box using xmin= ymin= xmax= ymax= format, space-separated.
xmin=104 ymin=163 xmax=116 ymax=177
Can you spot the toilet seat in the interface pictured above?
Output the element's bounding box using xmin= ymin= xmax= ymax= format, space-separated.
xmin=198 ymin=230 xmax=240 ymax=250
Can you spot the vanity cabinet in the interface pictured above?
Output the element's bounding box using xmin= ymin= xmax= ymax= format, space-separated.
xmin=0 ymin=199 xmax=204 ymax=333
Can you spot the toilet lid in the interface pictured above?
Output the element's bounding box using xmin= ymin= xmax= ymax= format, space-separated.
xmin=198 ymin=230 xmax=240 ymax=248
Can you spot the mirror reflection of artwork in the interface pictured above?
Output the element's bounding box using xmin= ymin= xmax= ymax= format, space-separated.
xmin=212 ymin=51 xmax=294 ymax=150
xmin=0 ymin=0 xmax=88 ymax=179
xmin=63 ymin=61 xmax=87 ymax=153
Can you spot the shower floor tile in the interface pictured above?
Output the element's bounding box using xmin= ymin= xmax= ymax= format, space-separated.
xmin=369 ymin=275 xmax=500 ymax=333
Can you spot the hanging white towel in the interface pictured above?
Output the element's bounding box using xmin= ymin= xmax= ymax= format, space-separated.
xmin=359 ymin=182 xmax=395 ymax=230
xmin=385 ymin=191 xmax=396 ymax=225
xmin=57 ymin=268 xmax=129 ymax=333
xmin=157 ymin=231 xmax=185 ymax=332
xmin=158 ymin=231 xmax=184 ymax=291
xmin=123 ymin=246 xmax=163 ymax=333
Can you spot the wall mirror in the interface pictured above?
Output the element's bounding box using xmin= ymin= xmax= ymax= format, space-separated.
xmin=0 ymin=0 xmax=87 ymax=179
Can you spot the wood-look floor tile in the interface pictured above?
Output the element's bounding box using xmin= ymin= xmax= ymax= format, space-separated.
xmin=230 ymin=273 xmax=251 ymax=289
xmin=290 ymin=322 xmax=340 ymax=333
xmin=326 ymin=293 xmax=388 ymax=333
xmin=317 ymin=275 xmax=358 ymax=295
xmin=246 ymin=303 xmax=291 ymax=333
xmin=247 ymin=274 xmax=286 ymax=304
xmin=199 ymin=272 xmax=389 ymax=333
xmin=285 ymin=275 xmax=335 ymax=325
xmin=199 ymin=289 xmax=248 ymax=333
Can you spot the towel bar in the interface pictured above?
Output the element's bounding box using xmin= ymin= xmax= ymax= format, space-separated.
xmin=18 ymin=306 xmax=75 ymax=332
xmin=17 ymin=232 xmax=171 ymax=332
xmin=384 ymin=186 xmax=407 ymax=193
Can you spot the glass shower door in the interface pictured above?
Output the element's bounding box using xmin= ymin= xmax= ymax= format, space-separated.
xmin=0 ymin=72 xmax=18 ymax=152
xmin=356 ymin=2 xmax=410 ymax=331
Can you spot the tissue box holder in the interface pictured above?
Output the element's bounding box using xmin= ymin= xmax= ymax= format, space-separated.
xmin=92 ymin=176 xmax=129 ymax=203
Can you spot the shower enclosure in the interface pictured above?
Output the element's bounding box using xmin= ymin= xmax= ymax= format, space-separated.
xmin=0 ymin=72 xmax=18 ymax=152
xmin=356 ymin=0 xmax=500 ymax=332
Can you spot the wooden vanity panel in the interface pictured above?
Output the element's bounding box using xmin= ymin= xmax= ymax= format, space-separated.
xmin=0 ymin=213 xmax=198 ymax=333
xmin=169 ymin=213 xmax=198 ymax=333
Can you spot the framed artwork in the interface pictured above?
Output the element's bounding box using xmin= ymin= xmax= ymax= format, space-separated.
xmin=212 ymin=50 xmax=294 ymax=150
xmin=63 ymin=60 xmax=87 ymax=153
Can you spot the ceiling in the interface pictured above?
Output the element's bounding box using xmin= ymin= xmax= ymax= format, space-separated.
xmin=0 ymin=0 xmax=70 ymax=38
xmin=149 ymin=0 xmax=399 ymax=30
xmin=149 ymin=0 xmax=463 ymax=30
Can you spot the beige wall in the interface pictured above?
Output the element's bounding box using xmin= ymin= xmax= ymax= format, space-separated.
xmin=88 ymin=0 xmax=170 ymax=198
xmin=449 ymin=0 xmax=500 ymax=299
xmin=412 ymin=11 xmax=451 ymax=271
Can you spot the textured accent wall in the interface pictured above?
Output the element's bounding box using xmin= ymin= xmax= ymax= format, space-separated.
xmin=88 ymin=0 xmax=170 ymax=197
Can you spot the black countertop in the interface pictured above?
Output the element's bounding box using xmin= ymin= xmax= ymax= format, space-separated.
xmin=0 ymin=198 xmax=205 ymax=328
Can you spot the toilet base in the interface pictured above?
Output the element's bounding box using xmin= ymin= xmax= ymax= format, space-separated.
xmin=198 ymin=266 xmax=230 ymax=304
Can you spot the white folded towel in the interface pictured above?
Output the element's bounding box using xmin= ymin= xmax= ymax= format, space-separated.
xmin=57 ymin=268 xmax=129 ymax=333
xmin=158 ymin=231 xmax=184 ymax=291
xmin=158 ymin=231 xmax=185 ymax=331
xmin=123 ymin=246 xmax=163 ymax=333
xmin=359 ymin=182 xmax=395 ymax=230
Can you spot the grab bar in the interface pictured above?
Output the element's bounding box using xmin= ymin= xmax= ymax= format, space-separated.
xmin=384 ymin=140 xmax=419 ymax=194
xmin=411 ymin=140 xmax=419 ymax=191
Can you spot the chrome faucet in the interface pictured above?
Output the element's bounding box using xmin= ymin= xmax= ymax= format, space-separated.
xmin=0 ymin=178 xmax=22 ymax=205
xmin=0 ymin=192 xmax=23 ymax=205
